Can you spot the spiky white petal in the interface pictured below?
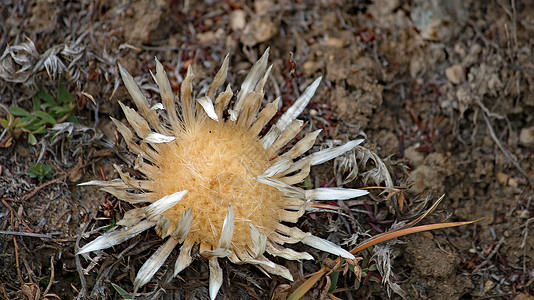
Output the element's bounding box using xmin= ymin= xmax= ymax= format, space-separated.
xmin=154 ymin=58 xmax=180 ymax=129
xmin=207 ymin=54 xmax=229 ymax=100
xmin=150 ymin=103 xmax=164 ymax=110
xmin=174 ymin=238 xmax=194 ymax=277
xmin=202 ymin=248 xmax=232 ymax=259
xmin=209 ymin=258 xmax=223 ymax=300
xmin=305 ymin=187 xmax=368 ymax=200
xmin=118 ymin=101 xmax=150 ymax=138
xmin=145 ymin=190 xmax=188 ymax=220
xmin=218 ymin=204 xmax=234 ymax=249
xmin=78 ymin=179 xmax=128 ymax=188
xmin=134 ymin=238 xmax=179 ymax=293
xmin=249 ymin=224 xmax=267 ymax=258
xmin=118 ymin=63 xmax=150 ymax=113
xmin=100 ymin=187 xmax=153 ymax=203
xmin=307 ymin=139 xmax=364 ymax=166
xmin=235 ymin=48 xmax=269 ymax=112
xmin=145 ymin=132 xmax=176 ymax=143
xmin=229 ymin=250 xmax=276 ymax=269
xmin=249 ymin=97 xmax=280 ymax=136
xmin=155 ymin=216 xmax=171 ymax=238
xmin=301 ymin=235 xmax=355 ymax=259
xmin=78 ymin=220 xmax=156 ymax=254
xmin=266 ymin=242 xmax=313 ymax=260
xmin=117 ymin=208 xmax=145 ymax=227
xmin=258 ymin=158 xmax=292 ymax=178
xmin=275 ymin=76 xmax=322 ymax=131
xmin=262 ymin=125 xmax=281 ymax=149
xmin=118 ymin=64 xmax=159 ymax=129
xmin=170 ymin=207 xmax=192 ymax=243
xmin=266 ymin=119 xmax=304 ymax=156
xmin=283 ymin=139 xmax=364 ymax=176
xmin=197 ymin=96 xmax=219 ymax=121
xmin=229 ymin=109 xmax=238 ymax=121
xmin=281 ymin=129 xmax=321 ymax=159
xmin=254 ymin=177 xmax=305 ymax=200
xmin=259 ymin=262 xmax=293 ymax=281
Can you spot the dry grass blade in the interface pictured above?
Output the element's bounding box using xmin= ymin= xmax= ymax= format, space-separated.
xmin=287 ymin=195 xmax=484 ymax=300
xmin=287 ymin=268 xmax=329 ymax=300
xmin=349 ymin=218 xmax=484 ymax=255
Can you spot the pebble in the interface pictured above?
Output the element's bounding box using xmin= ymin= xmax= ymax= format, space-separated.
xmin=519 ymin=126 xmax=534 ymax=147
xmin=230 ymin=10 xmax=246 ymax=31
xmin=241 ymin=18 xmax=278 ymax=47
xmin=445 ymin=64 xmax=463 ymax=84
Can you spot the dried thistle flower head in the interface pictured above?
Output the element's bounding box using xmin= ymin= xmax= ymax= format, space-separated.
xmin=78 ymin=48 xmax=368 ymax=299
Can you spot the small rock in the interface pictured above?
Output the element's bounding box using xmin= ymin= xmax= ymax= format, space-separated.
xmin=484 ymin=280 xmax=494 ymax=292
xmin=303 ymin=60 xmax=322 ymax=76
xmin=325 ymin=37 xmax=344 ymax=48
xmin=230 ymin=10 xmax=246 ymax=31
xmin=254 ymin=0 xmax=273 ymax=14
xmin=410 ymin=0 xmax=467 ymax=42
xmin=518 ymin=210 xmax=530 ymax=219
xmin=404 ymin=144 xmax=424 ymax=166
xmin=445 ymin=64 xmax=463 ymax=84
xmin=409 ymin=165 xmax=441 ymax=195
xmin=519 ymin=126 xmax=534 ymax=147
xmin=496 ymin=172 xmax=508 ymax=186
xmin=241 ymin=18 xmax=278 ymax=47
xmin=196 ymin=28 xmax=225 ymax=43
xmin=496 ymin=172 xmax=518 ymax=187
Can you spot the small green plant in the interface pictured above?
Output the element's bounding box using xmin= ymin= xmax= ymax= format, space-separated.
xmin=111 ymin=283 xmax=134 ymax=299
xmin=26 ymin=162 xmax=53 ymax=181
xmin=0 ymin=83 xmax=78 ymax=146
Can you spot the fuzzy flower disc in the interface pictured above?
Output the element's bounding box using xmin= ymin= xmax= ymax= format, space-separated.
xmin=152 ymin=120 xmax=284 ymax=248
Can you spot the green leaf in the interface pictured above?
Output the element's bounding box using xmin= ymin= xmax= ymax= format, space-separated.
xmin=33 ymin=111 xmax=56 ymax=125
xmin=111 ymin=283 xmax=133 ymax=299
xmin=9 ymin=106 xmax=31 ymax=117
xmin=67 ymin=114 xmax=79 ymax=123
xmin=28 ymin=133 xmax=37 ymax=145
xmin=32 ymin=95 xmax=42 ymax=111
xmin=1 ymin=119 xmax=9 ymax=128
xmin=368 ymin=264 xmax=377 ymax=272
xmin=26 ymin=162 xmax=53 ymax=181
xmin=32 ymin=126 xmax=47 ymax=135
xmin=36 ymin=88 xmax=57 ymax=106
xmin=58 ymin=83 xmax=75 ymax=104
xmin=329 ymin=271 xmax=340 ymax=293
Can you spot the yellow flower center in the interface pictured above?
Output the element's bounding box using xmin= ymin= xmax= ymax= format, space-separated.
xmin=150 ymin=120 xmax=285 ymax=250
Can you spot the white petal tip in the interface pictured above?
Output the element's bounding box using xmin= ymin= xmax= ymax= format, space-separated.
xmin=301 ymin=235 xmax=355 ymax=260
xmin=209 ymin=258 xmax=223 ymax=300
xmin=145 ymin=132 xmax=176 ymax=143
xmin=145 ymin=190 xmax=188 ymax=220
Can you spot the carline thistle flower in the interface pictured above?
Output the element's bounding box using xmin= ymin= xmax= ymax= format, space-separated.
xmin=78 ymin=48 xmax=368 ymax=299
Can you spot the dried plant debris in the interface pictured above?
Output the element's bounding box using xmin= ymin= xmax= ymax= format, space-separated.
xmin=0 ymin=37 xmax=85 ymax=90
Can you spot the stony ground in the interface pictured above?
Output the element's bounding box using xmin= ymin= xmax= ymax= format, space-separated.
xmin=1 ymin=0 xmax=533 ymax=299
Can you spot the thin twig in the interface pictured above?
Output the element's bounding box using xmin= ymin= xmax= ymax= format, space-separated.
xmin=21 ymin=173 xmax=68 ymax=202
xmin=472 ymin=237 xmax=505 ymax=274
xmin=42 ymin=255 xmax=55 ymax=296
xmin=75 ymin=222 xmax=89 ymax=300
xmin=479 ymin=103 xmax=532 ymax=182
xmin=12 ymin=237 xmax=23 ymax=285
xmin=0 ymin=230 xmax=52 ymax=238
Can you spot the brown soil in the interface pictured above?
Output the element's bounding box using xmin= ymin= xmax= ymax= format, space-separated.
xmin=1 ymin=0 xmax=533 ymax=299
